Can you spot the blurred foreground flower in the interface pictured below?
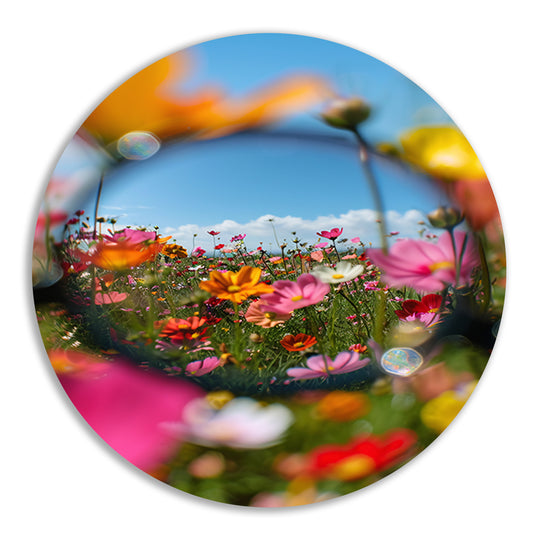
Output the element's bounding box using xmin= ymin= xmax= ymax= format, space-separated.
xmin=57 ymin=355 xmax=203 ymax=474
xmin=400 ymin=125 xmax=485 ymax=181
xmin=367 ymin=231 xmax=478 ymax=292
xmin=81 ymin=54 xmax=331 ymax=147
xmin=74 ymin=229 xmax=171 ymax=271
xmin=420 ymin=381 xmax=477 ymax=433
xmin=244 ymin=300 xmax=292 ymax=327
xmin=168 ymin=397 xmax=293 ymax=449
xmin=305 ymin=429 xmax=417 ymax=481
xmin=316 ymin=391 xmax=370 ymax=422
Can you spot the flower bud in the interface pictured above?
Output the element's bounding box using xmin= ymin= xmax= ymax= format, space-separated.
xmin=321 ymin=97 xmax=371 ymax=130
xmin=427 ymin=206 xmax=464 ymax=229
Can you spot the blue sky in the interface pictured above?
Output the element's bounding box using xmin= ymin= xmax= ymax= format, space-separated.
xmin=57 ymin=33 xmax=454 ymax=250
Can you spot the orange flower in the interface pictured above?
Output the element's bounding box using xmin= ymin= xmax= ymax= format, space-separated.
xmin=74 ymin=232 xmax=171 ymax=271
xmin=280 ymin=333 xmax=317 ymax=352
xmin=316 ymin=391 xmax=370 ymax=422
xmin=162 ymin=243 xmax=188 ymax=258
xmin=199 ymin=266 xmax=273 ymax=304
xmin=81 ymin=53 xmax=331 ymax=146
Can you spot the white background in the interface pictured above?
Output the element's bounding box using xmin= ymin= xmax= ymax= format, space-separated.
xmin=3 ymin=1 xmax=532 ymax=531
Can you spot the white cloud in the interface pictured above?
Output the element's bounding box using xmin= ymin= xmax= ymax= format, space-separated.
xmin=163 ymin=209 xmax=434 ymax=252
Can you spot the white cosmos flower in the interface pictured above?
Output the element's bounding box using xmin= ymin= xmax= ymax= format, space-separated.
xmin=164 ymin=397 xmax=294 ymax=449
xmin=311 ymin=261 xmax=364 ymax=284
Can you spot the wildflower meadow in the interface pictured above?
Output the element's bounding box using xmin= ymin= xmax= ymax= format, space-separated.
xmin=32 ymin=34 xmax=505 ymax=507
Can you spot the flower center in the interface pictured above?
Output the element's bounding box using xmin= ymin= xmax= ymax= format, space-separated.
xmin=293 ymin=342 xmax=305 ymax=348
xmin=227 ymin=285 xmax=241 ymax=292
xmin=429 ymin=260 xmax=454 ymax=273
xmin=291 ymin=295 xmax=303 ymax=302
xmin=332 ymin=274 xmax=344 ymax=279
xmin=265 ymin=312 xmax=277 ymax=319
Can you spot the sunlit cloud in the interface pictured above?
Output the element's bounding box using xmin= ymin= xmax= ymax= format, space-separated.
xmin=163 ymin=209 xmax=434 ymax=251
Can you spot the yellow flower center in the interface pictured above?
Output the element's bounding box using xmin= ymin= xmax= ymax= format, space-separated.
xmin=333 ymin=455 xmax=376 ymax=481
xmin=293 ymin=342 xmax=305 ymax=348
xmin=291 ymin=295 xmax=303 ymax=302
xmin=265 ymin=312 xmax=277 ymax=319
xmin=332 ymin=274 xmax=344 ymax=279
xmin=227 ymin=285 xmax=241 ymax=292
xmin=327 ymin=366 xmax=335 ymax=371
xmin=429 ymin=260 xmax=454 ymax=273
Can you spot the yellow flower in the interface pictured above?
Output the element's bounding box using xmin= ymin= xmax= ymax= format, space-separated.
xmin=400 ymin=125 xmax=485 ymax=181
xmin=420 ymin=382 xmax=477 ymax=433
xmin=199 ymin=266 xmax=273 ymax=304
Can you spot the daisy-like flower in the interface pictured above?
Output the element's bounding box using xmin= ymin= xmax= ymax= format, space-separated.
xmin=287 ymin=351 xmax=369 ymax=380
xmin=244 ymin=300 xmax=292 ymax=328
xmin=280 ymin=333 xmax=317 ymax=352
xmin=199 ymin=266 xmax=274 ymax=304
xmin=259 ymin=273 xmax=330 ymax=315
xmin=311 ymin=261 xmax=364 ymax=284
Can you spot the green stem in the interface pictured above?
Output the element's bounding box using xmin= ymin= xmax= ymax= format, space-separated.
xmin=352 ymin=128 xmax=389 ymax=253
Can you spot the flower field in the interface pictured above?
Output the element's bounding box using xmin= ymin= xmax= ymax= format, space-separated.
xmin=32 ymin=35 xmax=505 ymax=507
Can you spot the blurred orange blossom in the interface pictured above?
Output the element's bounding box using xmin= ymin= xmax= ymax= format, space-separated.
xmin=81 ymin=53 xmax=332 ymax=146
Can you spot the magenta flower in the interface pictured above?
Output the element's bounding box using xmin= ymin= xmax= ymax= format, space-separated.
xmin=317 ymin=227 xmax=343 ymax=240
xmin=58 ymin=358 xmax=203 ymax=474
xmin=104 ymin=228 xmax=158 ymax=244
xmin=231 ymin=233 xmax=246 ymax=242
xmin=192 ymin=246 xmax=206 ymax=257
xmin=185 ymin=356 xmax=221 ymax=376
xmin=259 ymin=273 xmax=330 ymax=314
xmin=287 ymin=351 xmax=370 ymax=380
xmin=367 ymin=231 xmax=479 ymax=293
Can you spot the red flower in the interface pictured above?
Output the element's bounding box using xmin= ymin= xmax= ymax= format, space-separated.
xmin=214 ymin=243 xmax=225 ymax=250
xmin=306 ymin=429 xmax=417 ymax=481
xmin=159 ymin=316 xmax=210 ymax=347
xmin=395 ymin=293 xmax=442 ymax=326
xmin=280 ymin=333 xmax=317 ymax=352
xmin=207 ymin=230 xmax=221 ymax=236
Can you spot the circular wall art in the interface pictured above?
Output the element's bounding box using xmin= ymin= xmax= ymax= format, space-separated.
xmin=32 ymin=33 xmax=505 ymax=507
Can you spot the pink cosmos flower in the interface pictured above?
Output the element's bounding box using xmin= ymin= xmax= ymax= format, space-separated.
xmin=259 ymin=274 xmax=330 ymax=315
xmin=104 ymin=228 xmax=158 ymax=244
xmin=366 ymin=231 xmax=479 ymax=293
xmin=317 ymin=227 xmax=343 ymax=240
xmin=351 ymin=237 xmax=361 ymax=244
xmin=314 ymin=242 xmax=329 ymax=249
xmin=310 ymin=251 xmax=324 ymax=262
xmin=94 ymin=291 xmax=128 ymax=305
xmin=185 ymin=356 xmax=220 ymax=376
xmin=287 ymin=351 xmax=370 ymax=380
xmin=58 ymin=357 xmax=203 ymax=474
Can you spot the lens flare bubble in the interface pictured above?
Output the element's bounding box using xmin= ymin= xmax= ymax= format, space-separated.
xmin=381 ymin=347 xmax=423 ymax=377
xmin=116 ymin=131 xmax=160 ymax=160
